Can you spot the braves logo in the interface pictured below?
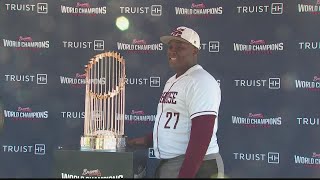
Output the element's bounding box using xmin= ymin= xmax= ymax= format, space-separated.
xmin=250 ymin=40 xmax=265 ymax=45
xmin=313 ymin=76 xmax=320 ymax=81
xmin=170 ymin=27 xmax=185 ymax=37
xmin=248 ymin=113 xmax=264 ymax=118
xmin=18 ymin=36 xmax=32 ymax=42
xmin=76 ymin=2 xmax=90 ymax=8
xmin=82 ymin=169 xmax=101 ymax=176
xmin=18 ymin=107 xmax=32 ymax=112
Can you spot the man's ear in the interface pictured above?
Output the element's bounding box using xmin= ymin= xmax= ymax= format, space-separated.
xmin=193 ymin=47 xmax=199 ymax=55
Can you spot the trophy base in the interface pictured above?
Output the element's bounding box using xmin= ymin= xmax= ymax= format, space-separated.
xmin=80 ymin=134 xmax=126 ymax=151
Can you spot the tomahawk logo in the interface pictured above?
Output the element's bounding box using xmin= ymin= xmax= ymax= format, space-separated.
xmin=171 ymin=27 xmax=185 ymax=37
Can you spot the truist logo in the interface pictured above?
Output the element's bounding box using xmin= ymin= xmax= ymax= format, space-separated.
xmin=232 ymin=113 xmax=282 ymax=128
xmin=89 ymin=111 xmax=103 ymax=121
xmin=120 ymin=5 xmax=162 ymax=16
xmin=4 ymin=107 xmax=48 ymax=121
xmin=62 ymin=40 xmax=104 ymax=51
xmin=200 ymin=41 xmax=220 ymax=52
xmin=234 ymin=78 xmax=281 ymax=89
xmin=61 ymin=2 xmax=107 ymax=16
xmin=2 ymin=144 xmax=46 ymax=155
xmin=234 ymin=152 xmax=280 ymax=164
xmin=299 ymin=41 xmax=320 ymax=50
xmin=295 ymin=76 xmax=320 ymax=91
xmin=233 ymin=40 xmax=283 ymax=54
xmin=175 ymin=3 xmax=223 ymax=17
xmin=294 ymin=153 xmax=320 ymax=168
xmin=82 ymin=169 xmax=101 ymax=176
xmin=117 ymin=39 xmax=163 ymax=53
xmin=298 ymin=0 xmax=320 ymax=15
xmin=297 ymin=117 xmax=319 ymax=126
xmin=125 ymin=77 xmax=161 ymax=87
xmin=3 ymin=36 xmax=49 ymax=50
xmin=237 ymin=3 xmax=283 ymax=14
xmin=61 ymin=112 xmax=85 ymax=119
xmin=124 ymin=110 xmax=156 ymax=125
xmin=4 ymin=74 xmax=47 ymax=84
xmin=60 ymin=73 xmax=86 ymax=88
xmin=5 ymin=3 xmax=48 ymax=14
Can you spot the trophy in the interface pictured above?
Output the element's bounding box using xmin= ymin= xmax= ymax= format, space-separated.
xmin=80 ymin=51 xmax=126 ymax=151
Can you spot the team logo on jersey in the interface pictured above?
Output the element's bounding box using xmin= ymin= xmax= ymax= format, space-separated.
xmin=233 ymin=152 xmax=280 ymax=164
xmin=232 ymin=113 xmax=282 ymax=128
xmin=175 ymin=3 xmax=223 ymax=18
xmin=295 ymin=76 xmax=320 ymax=91
xmin=237 ymin=3 xmax=283 ymax=14
xmin=117 ymin=39 xmax=163 ymax=53
xmin=294 ymin=153 xmax=320 ymax=168
xmin=159 ymin=91 xmax=178 ymax=104
xmin=298 ymin=0 xmax=320 ymax=15
xmin=297 ymin=117 xmax=320 ymax=126
xmin=299 ymin=41 xmax=320 ymax=50
xmin=61 ymin=2 xmax=107 ymax=16
xmin=4 ymin=107 xmax=48 ymax=121
xmin=233 ymin=40 xmax=284 ymax=54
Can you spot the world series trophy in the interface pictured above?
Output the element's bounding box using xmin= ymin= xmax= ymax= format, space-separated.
xmin=80 ymin=51 xmax=126 ymax=151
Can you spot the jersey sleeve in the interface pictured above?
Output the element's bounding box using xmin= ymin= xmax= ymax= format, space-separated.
xmin=185 ymin=77 xmax=221 ymax=120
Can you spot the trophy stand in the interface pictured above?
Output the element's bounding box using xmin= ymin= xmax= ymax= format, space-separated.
xmin=80 ymin=51 xmax=126 ymax=151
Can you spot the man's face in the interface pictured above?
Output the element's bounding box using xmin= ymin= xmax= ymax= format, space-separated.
xmin=167 ymin=40 xmax=197 ymax=72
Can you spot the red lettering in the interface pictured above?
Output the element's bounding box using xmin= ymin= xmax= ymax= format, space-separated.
xmin=159 ymin=92 xmax=178 ymax=104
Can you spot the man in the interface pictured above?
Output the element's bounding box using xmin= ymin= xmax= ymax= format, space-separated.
xmin=127 ymin=26 xmax=223 ymax=178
